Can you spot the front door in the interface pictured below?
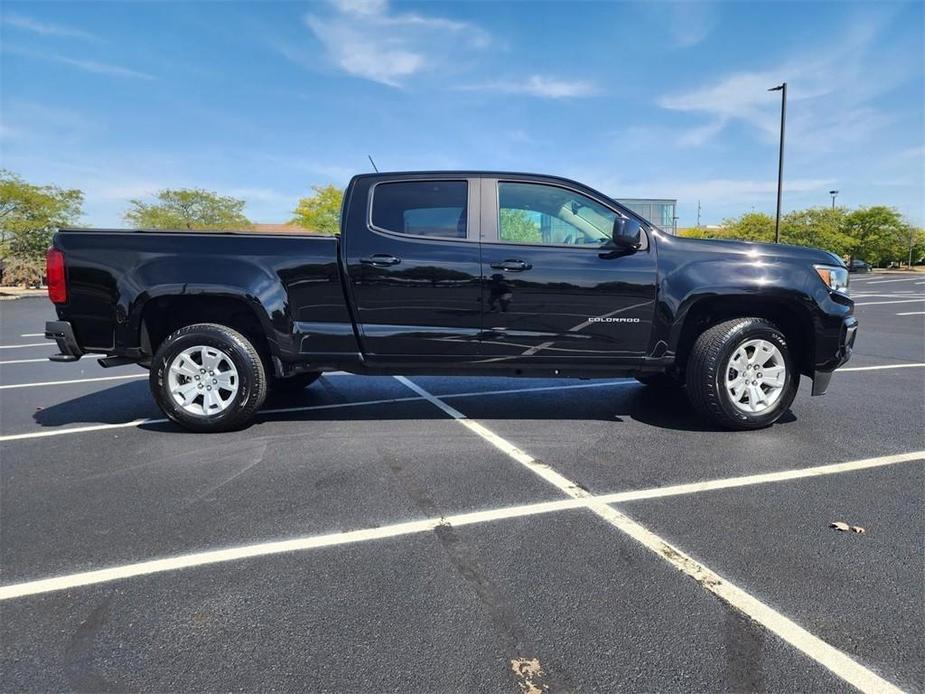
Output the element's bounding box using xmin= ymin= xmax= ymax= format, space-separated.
xmin=478 ymin=178 xmax=657 ymax=363
xmin=343 ymin=177 xmax=483 ymax=359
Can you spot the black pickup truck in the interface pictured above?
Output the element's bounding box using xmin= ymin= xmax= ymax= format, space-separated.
xmin=45 ymin=171 xmax=857 ymax=432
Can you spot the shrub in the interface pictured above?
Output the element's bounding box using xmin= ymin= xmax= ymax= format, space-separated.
xmin=2 ymin=257 xmax=45 ymax=288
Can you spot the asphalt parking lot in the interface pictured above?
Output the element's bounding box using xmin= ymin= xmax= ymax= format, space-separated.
xmin=1 ymin=272 xmax=923 ymax=693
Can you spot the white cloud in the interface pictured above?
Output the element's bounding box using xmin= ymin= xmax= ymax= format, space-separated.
xmin=300 ymin=0 xmax=489 ymax=87
xmin=2 ymin=14 xmax=96 ymax=40
xmin=659 ymin=2 xmax=717 ymax=48
xmin=656 ymin=14 xmax=911 ymax=151
xmin=4 ymin=46 xmax=155 ymax=80
xmin=569 ymin=169 xmax=832 ymax=206
xmin=459 ymin=75 xmax=599 ymax=99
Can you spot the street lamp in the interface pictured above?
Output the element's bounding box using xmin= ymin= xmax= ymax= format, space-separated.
xmin=829 ymin=189 xmax=839 ymax=209
xmin=768 ymin=82 xmax=787 ymax=243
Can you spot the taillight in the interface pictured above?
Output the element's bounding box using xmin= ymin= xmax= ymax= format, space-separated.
xmin=46 ymin=247 xmax=67 ymax=304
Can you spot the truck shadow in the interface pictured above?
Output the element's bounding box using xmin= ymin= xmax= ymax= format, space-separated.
xmin=31 ymin=378 xmax=796 ymax=434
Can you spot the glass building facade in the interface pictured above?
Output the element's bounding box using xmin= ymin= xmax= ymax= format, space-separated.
xmin=615 ymin=198 xmax=677 ymax=234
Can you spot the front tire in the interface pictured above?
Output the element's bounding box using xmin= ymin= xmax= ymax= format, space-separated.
xmin=150 ymin=323 xmax=268 ymax=433
xmin=685 ymin=318 xmax=797 ymax=430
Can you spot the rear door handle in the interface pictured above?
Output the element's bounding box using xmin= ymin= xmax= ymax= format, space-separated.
xmin=490 ymin=259 xmax=532 ymax=272
xmin=360 ymin=254 xmax=401 ymax=266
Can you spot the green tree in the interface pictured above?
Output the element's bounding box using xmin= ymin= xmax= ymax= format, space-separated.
xmin=909 ymin=228 xmax=925 ymax=265
xmin=842 ymin=206 xmax=910 ymax=266
xmin=123 ymin=189 xmax=250 ymax=230
xmin=291 ymin=185 xmax=344 ymax=235
xmin=681 ymin=213 xmax=776 ymax=243
xmin=0 ymin=170 xmax=83 ymax=262
xmin=780 ymin=207 xmax=852 ymax=257
xmin=719 ymin=212 xmax=776 ymax=243
xmin=499 ymin=208 xmax=542 ymax=243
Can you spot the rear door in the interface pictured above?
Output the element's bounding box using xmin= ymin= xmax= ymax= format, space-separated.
xmin=478 ymin=177 xmax=657 ymax=362
xmin=342 ymin=175 xmax=483 ymax=359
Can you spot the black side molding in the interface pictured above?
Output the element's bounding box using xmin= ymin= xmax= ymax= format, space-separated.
xmin=45 ymin=320 xmax=83 ymax=362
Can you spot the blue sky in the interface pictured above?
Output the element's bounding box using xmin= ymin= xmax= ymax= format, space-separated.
xmin=1 ymin=0 xmax=922 ymax=227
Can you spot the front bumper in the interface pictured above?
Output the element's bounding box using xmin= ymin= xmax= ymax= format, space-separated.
xmin=45 ymin=320 xmax=84 ymax=362
xmin=811 ymin=316 xmax=858 ymax=396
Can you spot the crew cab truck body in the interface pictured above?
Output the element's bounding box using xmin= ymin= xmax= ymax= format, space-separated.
xmin=45 ymin=171 xmax=858 ymax=432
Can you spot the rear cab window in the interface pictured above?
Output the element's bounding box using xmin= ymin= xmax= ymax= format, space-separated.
xmin=371 ymin=181 xmax=468 ymax=239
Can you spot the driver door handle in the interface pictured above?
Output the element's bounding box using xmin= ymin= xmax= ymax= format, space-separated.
xmin=490 ymin=259 xmax=532 ymax=272
xmin=360 ymin=254 xmax=401 ymax=266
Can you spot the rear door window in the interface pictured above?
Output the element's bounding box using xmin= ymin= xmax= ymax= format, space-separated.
xmin=371 ymin=181 xmax=468 ymax=239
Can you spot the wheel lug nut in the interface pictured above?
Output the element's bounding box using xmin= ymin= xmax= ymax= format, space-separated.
xmin=212 ymin=379 xmax=217 ymax=384
xmin=207 ymin=385 xmax=212 ymax=390
xmin=195 ymin=375 xmax=200 ymax=380
xmin=198 ymin=384 xmax=203 ymax=389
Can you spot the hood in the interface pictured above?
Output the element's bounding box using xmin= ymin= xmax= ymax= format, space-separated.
xmin=659 ymin=234 xmax=844 ymax=266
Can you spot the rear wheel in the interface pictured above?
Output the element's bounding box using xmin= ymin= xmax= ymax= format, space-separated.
xmin=269 ymin=371 xmax=322 ymax=392
xmin=150 ymin=323 xmax=268 ymax=432
xmin=685 ymin=317 xmax=797 ymax=430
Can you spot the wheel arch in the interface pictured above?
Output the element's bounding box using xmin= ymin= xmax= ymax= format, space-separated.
xmin=139 ymin=292 xmax=276 ymax=368
xmin=672 ymin=294 xmax=815 ymax=378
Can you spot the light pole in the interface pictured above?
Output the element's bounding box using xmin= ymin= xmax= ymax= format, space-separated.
xmin=769 ymin=82 xmax=786 ymax=243
xmin=829 ymin=189 xmax=838 ymax=209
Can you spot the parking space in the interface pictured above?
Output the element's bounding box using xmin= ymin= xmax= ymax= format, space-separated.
xmin=1 ymin=280 xmax=923 ymax=692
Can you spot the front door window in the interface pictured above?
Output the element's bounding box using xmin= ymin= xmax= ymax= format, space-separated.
xmin=498 ymin=182 xmax=616 ymax=246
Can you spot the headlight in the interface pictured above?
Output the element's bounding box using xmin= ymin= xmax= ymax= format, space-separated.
xmin=814 ymin=264 xmax=849 ymax=294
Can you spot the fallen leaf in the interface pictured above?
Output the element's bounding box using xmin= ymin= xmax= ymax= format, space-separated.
xmin=830 ymin=521 xmax=849 ymax=531
xmin=851 ymin=526 xmax=866 ymax=534
xmin=511 ymin=658 xmax=548 ymax=694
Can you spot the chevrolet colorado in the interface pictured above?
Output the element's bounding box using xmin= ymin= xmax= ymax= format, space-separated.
xmin=45 ymin=171 xmax=858 ymax=432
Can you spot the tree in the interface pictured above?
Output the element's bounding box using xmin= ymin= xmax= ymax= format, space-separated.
xmin=0 ymin=170 xmax=83 ymax=262
xmin=842 ymin=206 xmax=909 ymax=266
xmin=719 ymin=212 xmax=776 ymax=243
xmin=123 ymin=189 xmax=250 ymax=230
xmin=780 ymin=207 xmax=852 ymax=257
xmin=291 ymin=185 xmax=344 ymax=235
xmin=499 ymin=209 xmax=542 ymax=243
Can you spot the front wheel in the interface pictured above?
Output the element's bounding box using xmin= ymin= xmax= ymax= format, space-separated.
xmin=150 ymin=323 xmax=268 ymax=433
xmin=685 ymin=317 xmax=797 ymax=430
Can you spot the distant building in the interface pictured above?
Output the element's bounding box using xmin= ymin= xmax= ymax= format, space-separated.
xmin=615 ymin=198 xmax=677 ymax=234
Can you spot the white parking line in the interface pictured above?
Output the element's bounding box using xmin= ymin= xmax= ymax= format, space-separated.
xmin=19 ymin=333 xmax=44 ymax=337
xmin=0 ymin=374 xmax=146 ymax=390
xmin=594 ymin=450 xmax=925 ymax=504
xmin=850 ymin=293 xmax=925 ymax=299
xmin=394 ymin=377 xmax=908 ymax=694
xmin=0 ymin=380 xmax=632 ymax=442
xmin=866 ymin=277 xmax=922 ymax=284
xmin=0 ymin=363 xmax=921 ymax=442
xmin=839 ymin=363 xmax=925 ymax=372
xmin=1 ymin=449 xmax=920 ymax=602
xmin=855 ymin=298 xmax=925 ymax=306
xmin=0 ymin=358 xmax=58 ymax=366
xmin=0 ymin=343 xmax=50 ymax=349
xmin=896 ymin=312 xmax=925 ymax=316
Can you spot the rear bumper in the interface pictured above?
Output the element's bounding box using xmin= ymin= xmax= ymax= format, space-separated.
xmin=45 ymin=320 xmax=84 ymax=362
xmin=811 ymin=316 xmax=858 ymax=396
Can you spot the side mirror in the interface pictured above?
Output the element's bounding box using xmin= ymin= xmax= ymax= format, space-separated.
xmin=612 ymin=217 xmax=643 ymax=251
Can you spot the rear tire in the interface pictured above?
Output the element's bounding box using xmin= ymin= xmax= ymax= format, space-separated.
xmin=269 ymin=371 xmax=322 ymax=392
xmin=150 ymin=323 xmax=268 ymax=433
xmin=685 ymin=317 xmax=797 ymax=430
